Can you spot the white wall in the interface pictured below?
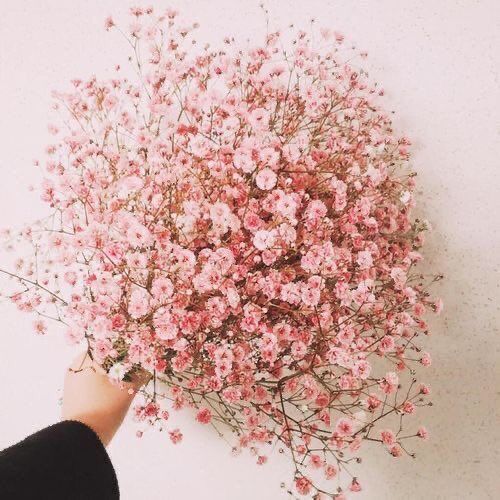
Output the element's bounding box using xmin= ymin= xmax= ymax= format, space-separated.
xmin=0 ymin=1 xmax=499 ymax=498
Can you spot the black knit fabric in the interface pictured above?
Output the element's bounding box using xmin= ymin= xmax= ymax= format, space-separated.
xmin=0 ymin=420 xmax=119 ymax=499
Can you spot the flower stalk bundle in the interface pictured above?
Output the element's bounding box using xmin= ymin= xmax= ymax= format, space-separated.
xmin=1 ymin=6 xmax=442 ymax=498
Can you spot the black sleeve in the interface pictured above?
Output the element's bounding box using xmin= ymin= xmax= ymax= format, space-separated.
xmin=0 ymin=419 xmax=120 ymax=500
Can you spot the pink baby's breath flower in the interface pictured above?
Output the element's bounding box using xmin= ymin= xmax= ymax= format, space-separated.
xmin=129 ymin=21 xmax=142 ymax=37
xmin=5 ymin=10 xmax=440 ymax=497
xmin=104 ymin=16 xmax=115 ymax=30
xmin=128 ymin=288 xmax=149 ymax=318
xmin=291 ymin=340 xmax=307 ymax=359
xmin=349 ymin=478 xmax=362 ymax=492
xmin=253 ymin=229 xmax=275 ymax=250
xmin=151 ymin=277 xmax=174 ymax=299
xmin=420 ymin=352 xmax=432 ymax=366
xmin=309 ymin=454 xmax=324 ymax=469
xmin=169 ymin=429 xmax=183 ymax=444
xmin=379 ymin=335 xmax=395 ymax=353
xmin=334 ymin=31 xmax=344 ymax=43
xmin=130 ymin=6 xmax=144 ymax=17
xmin=420 ymin=383 xmax=431 ymax=395
xmin=402 ymin=401 xmax=416 ymax=414
xmin=381 ymin=430 xmax=395 ymax=446
xmin=295 ymin=476 xmax=312 ymax=496
xmin=357 ymin=250 xmax=373 ymax=269
xmin=196 ymin=407 xmax=212 ymax=424
xmin=352 ymin=359 xmax=371 ymax=379
xmin=390 ymin=267 xmax=407 ymax=289
xmin=33 ymin=319 xmax=47 ymax=335
xmin=417 ymin=426 xmax=429 ymax=439
xmin=305 ymin=200 xmax=327 ymax=221
xmin=335 ymin=418 xmax=355 ymax=437
xmin=255 ymin=168 xmax=277 ymax=190
xmin=390 ymin=445 xmax=403 ymax=457
xmin=324 ymin=464 xmax=337 ymax=479
xmin=380 ymin=372 xmax=399 ymax=394
xmin=127 ymin=224 xmax=152 ymax=247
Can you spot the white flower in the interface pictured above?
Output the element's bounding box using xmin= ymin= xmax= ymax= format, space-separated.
xmin=400 ymin=190 xmax=411 ymax=204
xmin=209 ymin=201 xmax=233 ymax=235
xmin=253 ymin=229 xmax=276 ymax=250
xmin=109 ymin=362 xmax=127 ymax=381
xmin=422 ymin=219 xmax=433 ymax=231
xmin=365 ymin=164 xmax=383 ymax=185
xmin=176 ymin=214 xmax=196 ymax=235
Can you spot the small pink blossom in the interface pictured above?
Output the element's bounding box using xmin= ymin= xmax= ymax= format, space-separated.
xmin=255 ymin=168 xmax=277 ymax=190
xmin=104 ymin=16 xmax=115 ymax=30
xmin=402 ymin=401 xmax=416 ymax=414
xmin=33 ymin=319 xmax=47 ymax=335
xmin=357 ymin=250 xmax=373 ymax=269
xmin=295 ymin=476 xmax=312 ymax=496
xmin=196 ymin=407 xmax=212 ymax=424
xmin=390 ymin=445 xmax=403 ymax=457
xmin=253 ymin=229 xmax=275 ymax=250
xmin=350 ymin=478 xmax=362 ymax=492
xmin=381 ymin=430 xmax=395 ymax=446
xmin=417 ymin=426 xmax=429 ymax=439
xmin=169 ymin=429 xmax=183 ymax=444
xmin=335 ymin=418 xmax=355 ymax=437
xmin=324 ymin=464 xmax=337 ymax=479
xmin=420 ymin=352 xmax=432 ymax=366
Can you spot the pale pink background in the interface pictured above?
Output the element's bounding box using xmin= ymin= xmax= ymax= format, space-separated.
xmin=0 ymin=1 xmax=499 ymax=499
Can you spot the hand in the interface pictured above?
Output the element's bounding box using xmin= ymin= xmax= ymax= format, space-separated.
xmin=61 ymin=350 xmax=152 ymax=447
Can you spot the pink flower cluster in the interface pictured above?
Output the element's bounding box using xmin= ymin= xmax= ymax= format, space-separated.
xmin=2 ymin=7 xmax=442 ymax=498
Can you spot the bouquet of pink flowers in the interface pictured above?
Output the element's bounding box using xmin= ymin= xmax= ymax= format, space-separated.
xmin=1 ymin=6 xmax=442 ymax=498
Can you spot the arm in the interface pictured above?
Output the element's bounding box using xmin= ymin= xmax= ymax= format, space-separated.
xmin=61 ymin=350 xmax=151 ymax=447
xmin=0 ymin=351 xmax=151 ymax=499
